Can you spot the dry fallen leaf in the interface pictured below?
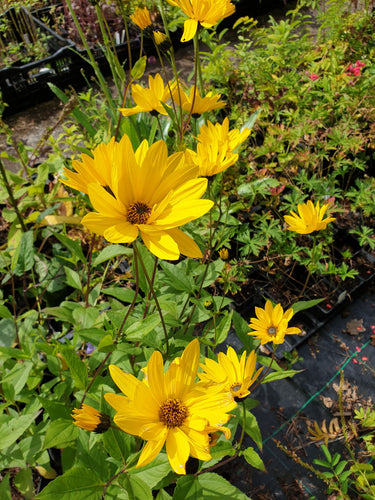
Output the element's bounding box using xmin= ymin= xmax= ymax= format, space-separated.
xmin=345 ymin=318 xmax=366 ymax=336
xmin=321 ymin=396 xmax=334 ymax=408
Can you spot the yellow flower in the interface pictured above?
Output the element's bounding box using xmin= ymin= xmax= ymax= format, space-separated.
xmin=77 ymin=135 xmax=213 ymax=260
xmin=167 ymin=0 xmax=236 ymax=42
xmin=284 ymin=200 xmax=336 ymax=234
xmin=61 ymin=137 xmax=116 ymax=194
xmin=72 ymin=404 xmax=111 ymax=433
xmin=172 ymin=85 xmax=225 ymax=115
xmin=130 ymin=6 xmax=153 ymax=31
xmin=198 ymin=346 xmax=263 ymax=399
xmin=248 ymin=300 xmax=301 ymax=345
xmin=218 ymin=247 xmax=229 ymax=260
xmin=119 ymin=73 xmax=176 ymax=117
xmin=104 ymin=339 xmax=236 ymax=474
xmin=191 ymin=118 xmax=250 ymax=176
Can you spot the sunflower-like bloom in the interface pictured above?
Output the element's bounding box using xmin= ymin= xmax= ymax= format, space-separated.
xmin=284 ymin=200 xmax=336 ymax=234
xmin=104 ymin=339 xmax=236 ymax=474
xmin=198 ymin=347 xmax=263 ymax=399
xmin=172 ymin=85 xmax=225 ymax=116
xmin=72 ymin=404 xmax=111 ymax=433
xmin=130 ymin=6 xmax=153 ymax=32
xmin=73 ymin=135 xmax=213 ymax=260
xmin=190 ymin=117 xmax=250 ymax=176
xmin=248 ymin=300 xmax=301 ymax=345
xmin=167 ymin=0 xmax=236 ymax=42
xmin=119 ymin=74 xmax=176 ymax=117
xmin=61 ymin=137 xmax=116 ymax=194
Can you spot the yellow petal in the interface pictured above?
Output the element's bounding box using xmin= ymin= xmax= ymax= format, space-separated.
xmin=108 ymin=365 xmax=141 ymax=398
xmin=140 ymin=227 xmax=180 ymax=260
xmin=181 ymin=18 xmax=198 ymax=42
xmin=166 ymin=228 xmax=203 ymax=258
xmin=137 ymin=438 xmax=166 ymax=468
xmin=166 ymin=427 xmax=190 ymax=474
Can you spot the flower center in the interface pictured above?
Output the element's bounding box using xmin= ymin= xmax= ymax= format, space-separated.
xmin=230 ymin=383 xmax=242 ymax=393
xmin=267 ymin=326 xmax=277 ymax=336
xmin=159 ymin=398 xmax=188 ymax=428
xmin=127 ymin=201 xmax=152 ymax=225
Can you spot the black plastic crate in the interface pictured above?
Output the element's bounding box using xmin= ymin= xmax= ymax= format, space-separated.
xmin=0 ymin=6 xmax=77 ymax=114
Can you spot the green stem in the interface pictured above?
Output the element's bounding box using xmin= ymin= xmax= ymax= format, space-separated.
xmin=64 ymin=0 xmax=117 ymax=121
xmin=238 ymin=399 xmax=247 ymax=449
xmin=80 ymin=246 xmax=140 ymax=405
xmin=133 ymin=242 xmax=169 ymax=356
xmin=0 ymin=159 xmax=27 ymax=232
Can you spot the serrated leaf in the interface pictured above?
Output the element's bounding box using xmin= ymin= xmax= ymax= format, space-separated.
xmin=261 ymin=368 xmax=301 ymax=383
xmin=118 ymin=474 xmax=153 ymax=500
xmin=0 ymin=318 xmax=17 ymax=347
xmin=36 ymin=466 xmax=103 ymax=500
xmin=0 ymin=472 xmax=11 ymax=500
xmin=102 ymin=288 xmax=139 ymax=304
xmin=242 ymin=446 xmax=265 ymax=471
xmin=14 ymin=468 xmax=34 ymax=500
xmin=43 ymin=418 xmax=79 ymax=449
xmin=12 ymin=230 xmax=34 ymax=276
xmin=125 ymin=313 xmax=162 ymax=341
xmin=60 ymin=346 xmax=88 ymax=390
xmin=215 ymin=310 xmax=233 ymax=345
xmin=173 ymin=475 xmax=203 ymax=500
xmin=130 ymin=454 xmax=171 ymax=489
xmin=291 ymin=298 xmax=324 ymax=313
xmin=92 ymin=245 xmax=132 ymax=266
xmin=0 ymin=411 xmax=40 ymax=450
xmin=64 ymin=266 xmax=82 ymax=290
xmin=198 ymin=472 xmax=251 ymax=499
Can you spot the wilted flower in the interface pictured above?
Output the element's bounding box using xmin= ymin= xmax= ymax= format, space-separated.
xmin=119 ymin=73 xmax=176 ymax=117
xmin=248 ymin=300 xmax=301 ymax=345
xmin=72 ymin=404 xmax=111 ymax=433
xmin=153 ymin=31 xmax=171 ymax=53
xmin=76 ymin=135 xmax=213 ymax=260
xmin=104 ymin=339 xmax=236 ymax=474
xmin=199 ymin=346 xmax=263 ymax=399
xmin=284 ymin=200 xmax=335 ymax=234
xmin=166 ymin=0 xmax=236 ymax=42
xmin=218 ymin=247 xmax=229 ymax=260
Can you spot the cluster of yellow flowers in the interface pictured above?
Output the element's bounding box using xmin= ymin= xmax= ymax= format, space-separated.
xmin=73 ymin=339 xmax=264 ymax=474
xmin=68 ymin=0 xmax=338 ymax=478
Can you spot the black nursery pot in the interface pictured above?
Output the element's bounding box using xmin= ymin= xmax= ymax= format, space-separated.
xmin=0 ymin=6 xmax=77 ymax=115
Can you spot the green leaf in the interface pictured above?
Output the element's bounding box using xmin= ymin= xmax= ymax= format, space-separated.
xmin=242 ymin=446 xmax=266 ymax=471
xmin=159 ymin=261 xmax=196 ymax=293
xmin=243 ymin=410 xmax=263 ymax=450
xmin=130 ymin=454 xmax=171 ymax=489
xmin=43 ymin=418 xmax=79 ymax=449
xmin=55 ymin=233 xmax=86 ymax=264
xmin=93 ymin=244 xmax=132 ymax=266
xmin=102 ymin=288 xmax=139 ymax=304
xmin=131 ymin=55 xmax=147 ymax=79
xmin=215 ymin=310 xmax=233 ymax=345
xmin=173 ymin=475 xmax=203 ymax=500
xmin=60 ymin=346 xmax=88 ymax=390
xmin=0 ymin=472 xmax=11 ymax=500
xmin=0 ymin=411 xmax=40 ymax=451
xmin=125 ymin=313 xmax=162 ymax=341
xmin=1 ymin=360 xmax=33 ymax=395
xmin=261 ymin=368 xmax=301 ymax=383
xmin=198 ymin=473 xmax=251 ymax=499
xmin=98 ymin=334 xmax=114 ymax=353
xmin=64 ymin=266 xmax=82 ymax=290
xmin=0 ymin=304 xmax=12 ymax=319
xmin=0 ymin=318 xmax=17 ymax=347
xmin=48 ymin=83 xmax=97 ymax=138
xmin=14 ymin=468 xmax=34 ymax=500
xmin=12 ymin=230 xmax=34 ymax=276
xmin=36 ymin=466 xmax=103 ymax=500
xmin=232 ymin=311 xmax=258 ymax=352
xmin=291 ymin=298 xmax=323 ymax=313
xmin=118 ymin=474 xmax=153 ymax=500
